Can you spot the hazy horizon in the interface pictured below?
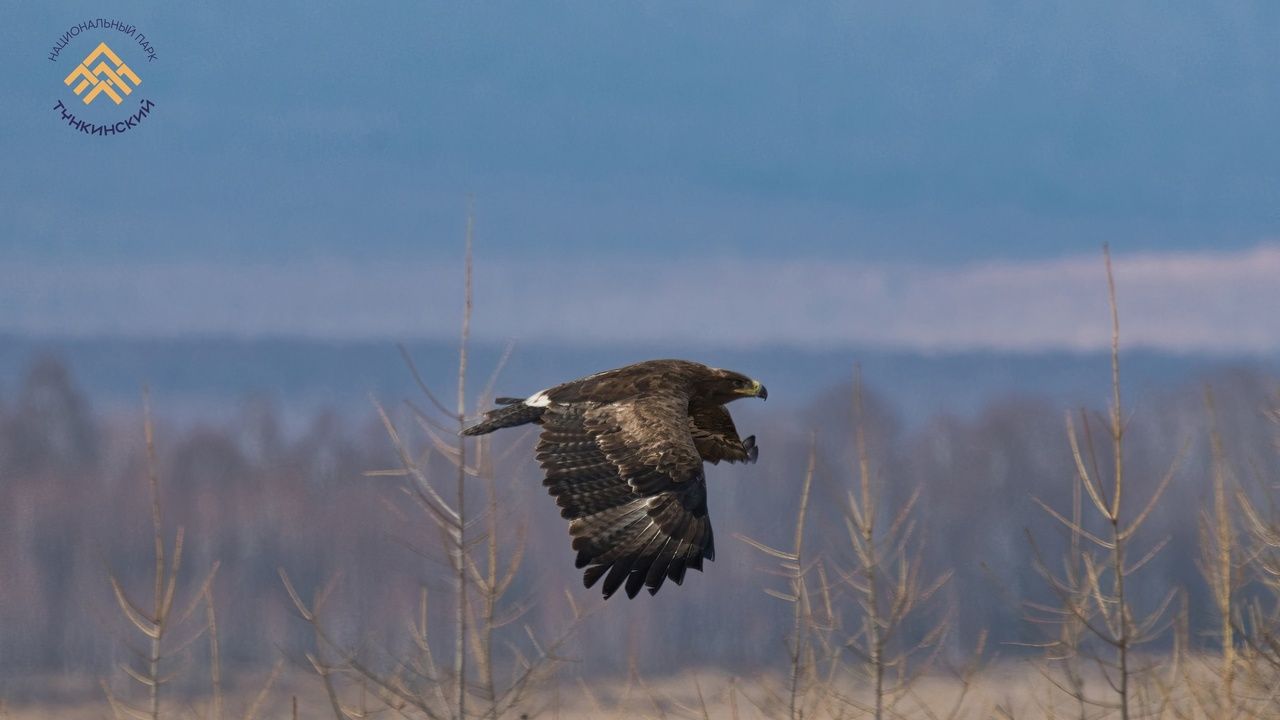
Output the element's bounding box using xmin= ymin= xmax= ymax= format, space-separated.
xmin=6 ymin=243 xmax=1280 ymax=353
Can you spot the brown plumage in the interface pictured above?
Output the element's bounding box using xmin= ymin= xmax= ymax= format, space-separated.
xmin=461 ymin=359 xmax=766 ymax=599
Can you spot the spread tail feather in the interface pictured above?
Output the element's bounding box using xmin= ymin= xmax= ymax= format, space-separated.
xmin=461 ymin=401 xmax=545 ymax=436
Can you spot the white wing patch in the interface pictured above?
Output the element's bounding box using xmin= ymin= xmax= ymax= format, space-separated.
xmin=525 ymin=389 xmax=552 ymax=407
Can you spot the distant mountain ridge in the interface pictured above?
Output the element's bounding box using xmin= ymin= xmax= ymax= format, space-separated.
xmin=0 ymin=334 xmax=1274 ymax=428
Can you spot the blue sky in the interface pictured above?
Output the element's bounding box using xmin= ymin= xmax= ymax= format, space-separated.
xmin=4 ymin=2 xmax=1280 ymax=349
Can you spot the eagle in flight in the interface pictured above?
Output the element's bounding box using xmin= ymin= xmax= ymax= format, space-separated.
xmin=461 ymin=359 xmax=767 ymax=599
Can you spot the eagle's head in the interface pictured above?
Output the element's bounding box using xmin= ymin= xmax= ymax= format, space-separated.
xmin=701 ymin=368 xmax=768 ymax=404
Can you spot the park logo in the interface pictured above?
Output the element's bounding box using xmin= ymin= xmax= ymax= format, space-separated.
xmin=48 ymin=19 xmax=158 ymax=137
xmin=64 ymin=43 xmax=141 ymax=105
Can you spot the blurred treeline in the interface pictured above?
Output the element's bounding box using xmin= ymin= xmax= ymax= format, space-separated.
xmin=1 ymin=352 xmax=1277 ymax=694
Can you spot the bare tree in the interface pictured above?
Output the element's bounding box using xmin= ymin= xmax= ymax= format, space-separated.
xmin=1026 ymin=246 xmax=1182 ymax=719
xmin=281 ymin=204 xmax=583 ymax=720
xmin=738 ymin=438 xmax=836 ymax=720
xmin=1182 ymin=389 xmax=1247 ymax=717
xmin=836 ymin=369 xmax=955 ymax=720
xmin=101 ymin=391 xmax=220 ymax=720
xmin=740 ymin=370 xmax=959 ymax=720
xmin=1232 ymin=392 xmax=1280 ymax=715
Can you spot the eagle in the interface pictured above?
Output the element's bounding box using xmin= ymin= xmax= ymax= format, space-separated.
xmin=461 ymin=359 xmax=767 ymax=599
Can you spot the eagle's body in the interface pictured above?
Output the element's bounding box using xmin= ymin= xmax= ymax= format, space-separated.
xmin=462 ymin=359 xmax=766 ymax=599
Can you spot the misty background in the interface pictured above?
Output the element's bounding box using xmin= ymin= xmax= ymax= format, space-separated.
xmin=4 ymin=0 xmax=1280 ymax=706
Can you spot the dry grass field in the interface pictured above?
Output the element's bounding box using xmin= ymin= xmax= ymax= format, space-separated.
xmin=4 ymin=660 xmax=1277 ymax=719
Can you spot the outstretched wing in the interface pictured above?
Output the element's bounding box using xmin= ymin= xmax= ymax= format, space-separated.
xmin=689 ymin=404 xmax=759 ymax=465
xmin=536 ymin=394 xmax=714 ymax=599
